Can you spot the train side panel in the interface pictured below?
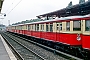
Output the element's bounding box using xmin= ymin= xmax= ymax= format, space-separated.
xmin=82 ymin=35 xmax=90 ymax=49
xmin=82 ymin=20 xmax=90 ymax=49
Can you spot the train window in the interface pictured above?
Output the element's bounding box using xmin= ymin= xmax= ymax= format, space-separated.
xmin=32 ymin=25 xmax=33 ymax=30
xmin=30 ymin=25 xmax=31 ymax=30
xmin=37 ymin=24 xmax=39 ymax=31
xmin=41 ymin=24 xmax=44 ymax=31
xmin=57 ymin=23 xmax=59 ymax=31
xmin=57 ymin=22 xmax=62 ymax=31
xmin=21 ymin=26 xmax=22 ymax=30
xmin=50 ymin=23 xmax=53 ymax=32
xmin=85 ymin=20 xmax=90 ymax=31
xmin=73 ymin=20 xmax=81 ymax=31
xmin=41 ymin=24 xmax=42 ymax=31
xmin=31 ymin=25 xmax=32 ymax=30
xmin=66 ymin=22 xmax=70 ymax=31
xmin=60 ymin=23 xmax=62 ymax=30
xmin=26 ymin=25 xmax=27 ymax=29
xmin=46 ymin=24 xmax=49 ymax=32
xmin=28 ymin=25 xmax=30 ymax=30
xmin=35 ymin=25 xmax=36 ymax=31
xmin=15 ymin=26 xmax=16 ymax=29
xmin=42 ymin=24 xmax=44 ymax=31
xmin=29 ymin=25 xmax=31 ymax=30
xmin=19 ymin=26 xmax=21 ymax=30
xmin=17 ymin=26 xmax=19 ymax=30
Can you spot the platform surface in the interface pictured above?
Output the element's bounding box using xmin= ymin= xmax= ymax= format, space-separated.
xmin=0 ymin=34 xmax=17 ymax=60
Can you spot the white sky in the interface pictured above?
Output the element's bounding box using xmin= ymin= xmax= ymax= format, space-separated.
xmin=1 ymin=0 xmax=88 ymax=26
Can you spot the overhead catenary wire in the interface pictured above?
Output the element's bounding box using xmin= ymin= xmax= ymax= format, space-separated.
xmin=7 ymin=0 xmax=23 ymax=15
xmin=5 ymin=0 xmax=16 ymax=13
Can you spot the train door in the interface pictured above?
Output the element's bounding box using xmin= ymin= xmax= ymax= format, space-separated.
xmin=82 ymin=20 xmax=90 ymax=49
xmin=69 ymin=20 xmax=82 ymax=45
xmin=49 ymin=23 xmax=54 ymax=40
xmin=56 ymin=22 xmax=62 ymax=42
xmin=27 ymin=24 xmax=30 ymax=36
xmin=40 ymin=24 xmax=44 ymax=38
xmin=44 ymin=22 xmax=53 ymax=41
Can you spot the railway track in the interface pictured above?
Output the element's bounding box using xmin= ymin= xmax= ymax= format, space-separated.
xmin=1 ymin=32 xmax=82 ymax=60
xmin=1 ymin=32 xmax=67 ymax=60
xmin=1 ymin=32 xmax=45 ymax=60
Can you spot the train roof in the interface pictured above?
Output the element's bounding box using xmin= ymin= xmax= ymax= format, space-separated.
xmin=11 ymin=15 xmax=90 ymax=26
xmin=37 ymin=1 xmax=90 ymax=18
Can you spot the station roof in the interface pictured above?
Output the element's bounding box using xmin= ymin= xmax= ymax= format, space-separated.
xmin=37 ymin=1 xmax=90 ymax=18
xmin=0 ymin=0 xmax=4 ymax=13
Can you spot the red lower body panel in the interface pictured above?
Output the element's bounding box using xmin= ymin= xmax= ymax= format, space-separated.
xmin=44 ymin=32 xmax=56 ymax=42
xmin=40 ymin=32 xmax=81 ymax=46
xmin=27 ymin=30 xmax=31 ymax=36
xmin=12 ymin=30 xmax=82 ymax=46
xmin=82 ymin=35 xmax=90 ymax=49
xmin=32 ymin=31 xmax=40 ymax=38
xmin=58 ymin=33 xmax=82 ymax=45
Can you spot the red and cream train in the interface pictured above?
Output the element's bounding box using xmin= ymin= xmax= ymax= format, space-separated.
xmin=6 ymin=1 xmax=90 ymax=58
xmin=7 ymin=15 xmax=90 ymax=49
xmin=7 ymin=15 xmax=90 ymax=58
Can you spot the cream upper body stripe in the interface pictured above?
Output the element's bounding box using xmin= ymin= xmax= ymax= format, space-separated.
xmin=83 ymin=32 xmax=90 ymax=35
xmin=59 ymin=31 xmax=82 ymax=34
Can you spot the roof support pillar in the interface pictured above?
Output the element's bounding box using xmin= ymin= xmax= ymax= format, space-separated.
xmin=46 ymin=16 xmax=49 ymax=20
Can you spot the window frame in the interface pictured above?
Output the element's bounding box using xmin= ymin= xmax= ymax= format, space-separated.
xmin=50 ymin=23 xmax=53 ymax=32
xmin=66 ymin=22 xmax=70 ymax=31
xmin=46 ymin=23 xmax=49 ymax=32
xmin=73 ymin=20 xmax=81 ymax=31
xmin=85 ymin=20 xmax=90 ymax=31
xmin=56 ymin=22 xmax=62 ymax=31
xmin=37 ymin=24 xmax=39 ymax=31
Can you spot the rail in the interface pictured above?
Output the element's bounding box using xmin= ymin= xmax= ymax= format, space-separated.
xmin=1 ymin=32 xmax=45 ymax=60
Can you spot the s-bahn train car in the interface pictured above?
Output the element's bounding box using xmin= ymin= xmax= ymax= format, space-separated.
xmin=6 ymin=15 xmax=90 ymax=59
xmin=6 ymin=1 xmax=90 ymax=59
